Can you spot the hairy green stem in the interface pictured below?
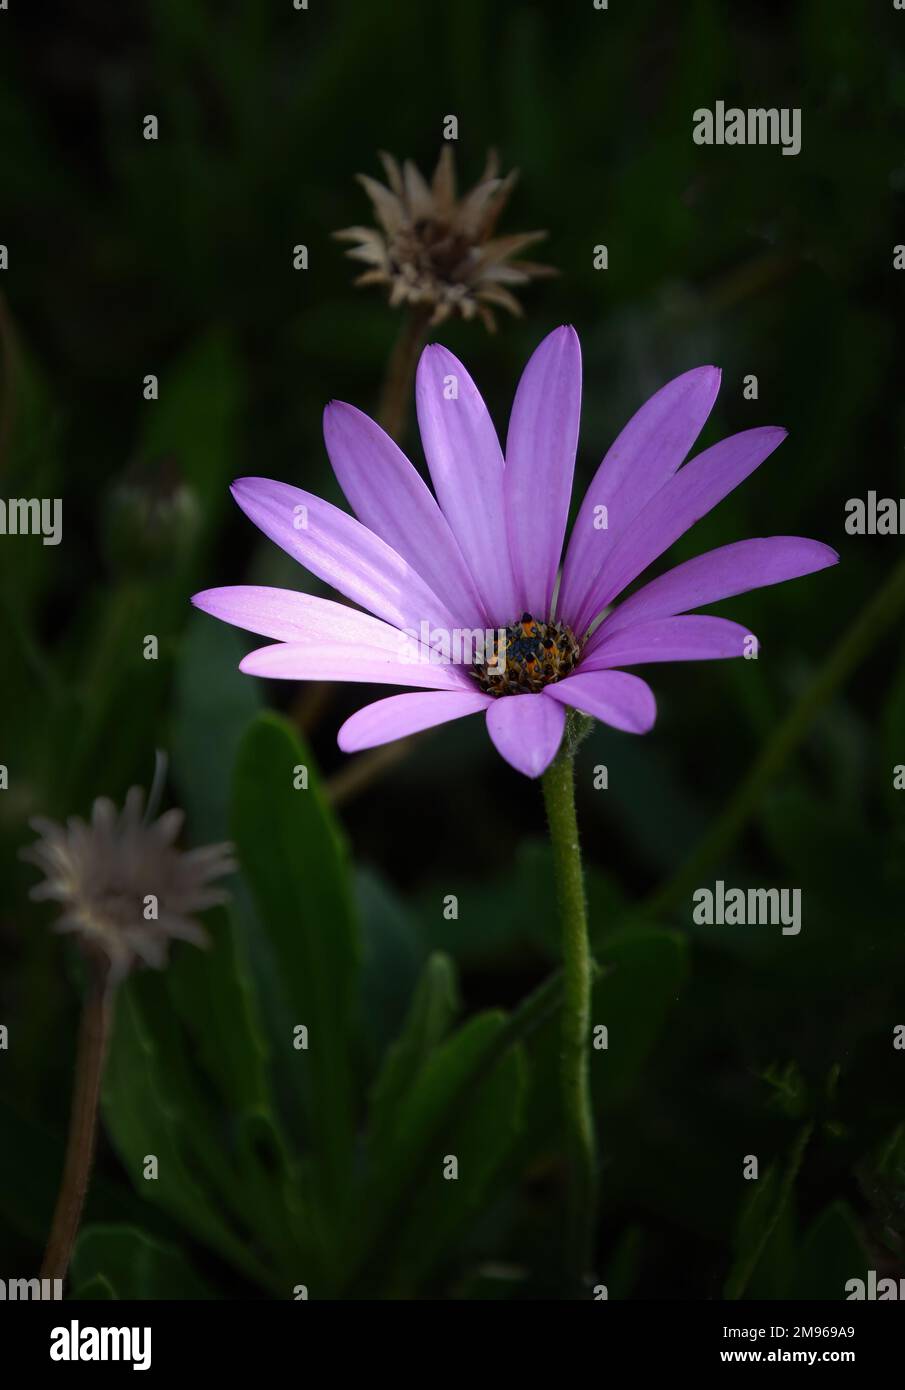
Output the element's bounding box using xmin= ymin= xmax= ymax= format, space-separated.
xmin=542 ymin=741 xmax=596 ymax=1290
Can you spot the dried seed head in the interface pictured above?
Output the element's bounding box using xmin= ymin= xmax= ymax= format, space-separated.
xmin=333 ymin=147 xmax=556 ymax=331
xmin=21 ymin=786 xmax=235 ymax=983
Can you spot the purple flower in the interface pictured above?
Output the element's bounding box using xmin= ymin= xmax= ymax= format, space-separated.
xmin=193 ymin=327 xmax=838 ymax=778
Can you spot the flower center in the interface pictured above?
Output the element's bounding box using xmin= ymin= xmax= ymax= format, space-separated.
xmin=470 ymin=613 xmax=582 ymax=696
xmin=395 ymin=219 xmax=474 ymax=283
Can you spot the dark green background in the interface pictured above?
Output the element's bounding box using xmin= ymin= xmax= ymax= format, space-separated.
xmin=0 ymin=0 xmax=903 ymax=1299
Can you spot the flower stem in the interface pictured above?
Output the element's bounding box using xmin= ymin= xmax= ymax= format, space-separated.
xmin=41 ymin=958 xmax=115 ymax=1283
xmin=376 ymin=306 xmax=432 ymax=444
xmin=542 ymin=741 xmax=597 ymax=1291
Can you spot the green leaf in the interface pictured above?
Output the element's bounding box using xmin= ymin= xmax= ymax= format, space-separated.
xmin=355 ymin=1010 xmax=527 ymax=1292
xmin=795 ymin=1202 xmax=867 ymax=1300
xmin=592 ymin=927 xmax=689 ymax=1107
xmin=167 ymin=906 xmax=270 ymax=1116
xmin=605 ymin=1224 xmax=644 ymax=1300
xmin=856 ymin=1123 xmax=905 ymax=1257
xmin=171 ymin=613 xmax=262 ymax=844
xmin=367 ymin=952 xmax=459 ymax=1155
xmin=516 ymin=930 xmax=687 ymax=1171
xmin=724 ymin=1125 xmax=811 ymax=1299
xmin=164 ymin=907 xmax=319 ymax=1274
xmin=883 ymin=653 xmax=905 ymax=818
xmin=171 ymin=622 xmax=325 ymax=1272
xmin=235 ymin=1110 xmax=321 ymax=1286
xmin=368 ymin=1012 xmax=505 ymax=1202
xmin=70 ymin=1275 xmax=117 ymax=1300
xmin=232 ymin=713 xmax=360 ymax=1210
xmin=758 ymin=1060 xmax=809 ymax=1120
xmin=411 ymin=839 xmax=625 ymax=966
xmin=71 ymin=1225 xmax=215 ymax=1300
xmin=0 ymin=1099 xmax=69 ymax=1243
xmin=393 ymin=1041 xmax=527 ymax=1287
xmin=136 ymin=328 xmax=242 ymax=539
xmin=101 ymin=978 xmax=278 ymax=1291
xmin=357 ymin=866 xmax=427 ymax=1071
xmin=759 ymin=788 xmax=890 ymax=923
xmin=0 ymin=1095 xmax=152 ymax=1245
xmin=0 ymin=342 xmax=63 ymax=613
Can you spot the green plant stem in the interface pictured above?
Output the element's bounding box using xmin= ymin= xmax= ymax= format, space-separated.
xmin=645 ymin=553 xmax=905 ymax=920
xmin=542 ymin=744 xmax=596 ymax=1290
xmin=41 ymin=958 xmax=115 ymax=1283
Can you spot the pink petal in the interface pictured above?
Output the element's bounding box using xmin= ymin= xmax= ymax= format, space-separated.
xmin=192 ymin=585 xmax=416 ymax=650
xmin=337 ymin=690 xmax=493 ymax=752
xmin=580 ymin=615 xmax=755 ymax=670
xmin=504 ymin=326 xmax=581 ymax=620
xmin=558 ymin=366 xmax=721 ymax=631
xmin=572 ymin=426 xmax=787 ymax=633
xmin=485 ymin=693 xmax=566 ymax=778
xmin=323 ymin=401 xmax=486 ymax=626
xmin=546 ymin=670 xmax=657 ymax=733
xmin=230 ymin=477 xmax=457 ymax=636
xmin=592 ymin=536 xmax=840 ymax=641
xmin=239 ymin=640 xmax=473 ymax=690
xmin=415 ymin=344 xmax=518 ymax=622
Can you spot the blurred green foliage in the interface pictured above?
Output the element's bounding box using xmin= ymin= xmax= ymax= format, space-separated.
xmin=1 ymin=0 xmax=904 ymax=1298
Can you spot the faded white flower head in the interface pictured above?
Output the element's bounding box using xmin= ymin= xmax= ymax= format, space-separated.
xmin=21 ymin=785 xmax=235 ymax=982
xmin=333 ymin=147 xmax=556 ymax=331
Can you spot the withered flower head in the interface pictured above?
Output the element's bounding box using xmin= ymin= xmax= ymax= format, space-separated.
xmin=333 ymin=147 xmax=556 ymax=331
xmin=21 ymin=786 xmax=235 ymax=982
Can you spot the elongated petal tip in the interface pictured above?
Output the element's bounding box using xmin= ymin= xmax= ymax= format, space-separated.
xmin=678 ymin=364 xmax=723 ymax=417
xmin=668 ymin=363 xmax=722 ymax=397
xmin=525 ymin=322 xmax=581 ymax=370
xmin=190 ymin=588 xmax=218 ymax=613
xmin=323 ymin=398 xmax=357 ymax=425
xmin=322 ymin=398 xmax=368 ymax=445
xmin=551 ymin=322 xmax=579 ymax=344
xmin=418 ymin=341 xmax=456 ymax=374
xmin=238 ymin=648 xmax=267 ymax=675
xmin=700 ymin=365 xmax=721 ymax=399
xmin=230 ymin=477 xmax=260 ymax=504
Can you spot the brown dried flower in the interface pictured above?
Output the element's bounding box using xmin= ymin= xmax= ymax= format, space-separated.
xmin=333 ymin=147 xmax=556 ymax=331
xmin=22 ymin=786 xmax=235 ymax=982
